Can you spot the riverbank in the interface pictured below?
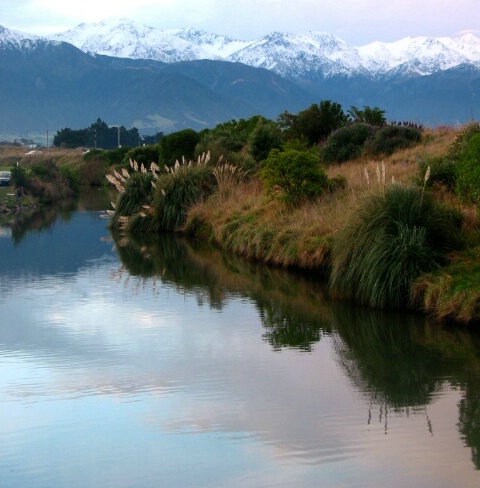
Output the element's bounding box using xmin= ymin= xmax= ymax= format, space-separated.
xmin=179 ymin=126 xmax=480 ymax=325
xmin=3 ymin=123 xmax=479 ymax=325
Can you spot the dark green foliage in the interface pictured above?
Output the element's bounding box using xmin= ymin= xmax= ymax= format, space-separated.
xmin=248 ymin=119 xmax=283 ymax=162
xmin=347 ymin=105 xmax=386 ymax=126
xmin=365 ymin=125 xmax=422 ymax=156
xmin=18 ymin=160 xmax=77 ymax=202
xmin=320 ymin=123 xmax=375 ymax=163
xmin=196 ymin=116 xmax=267 ymax=166
xmin=329 ymin=185 xmax=464 ymax=310
xmin=447 ymin=122 xmax=480 ymax=161
xmin=159 ymin=129 xmax=200 ymax=166
xmin=11 ymin=166 xmax=28 ymax=187
xmin=153 ymin=164 xmax=217 ymax=231
xmin=455 ymin=133 xmax=480 ymax=204
xmin=53 ymin=127 xmax=89 ymax=148
xmin=417 ymin=156 xmax=456 ymax=190
xmin=31 ymin=161 xmax=56 ymax=181
xmin=60 ymin=166 xmax=80 ymax=194
xmin=111 ymin=172 xmax=154 ymax=227
xmin=141 ymin=132 xmax=164 ymax=145
xmin=83 ymin=147 xmax=131 ymax=166
xmin=54 ymin=119 xmax=141 ymax=149
xmin=78 ymin=158 xmax=109 ymax=186
xmin=123 ymin=145 xmax=161 ymax=168
xmin=278 ymin=100 xmax=348 ymax=146
xmin=260 ymin=148 xmax=329 ymax=205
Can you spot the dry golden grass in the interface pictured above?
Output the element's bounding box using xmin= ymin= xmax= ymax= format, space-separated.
xmin=185 ymin=126 xmax=468 ymax=271
xmin=0 ymin=145 xmax=87 ymax=171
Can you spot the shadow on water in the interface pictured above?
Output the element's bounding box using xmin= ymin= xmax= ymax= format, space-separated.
xmin=113 ymin=229 xmax=480 ymax=469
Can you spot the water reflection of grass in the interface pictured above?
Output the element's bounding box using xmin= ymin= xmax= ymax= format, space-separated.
xmin=331 ymin=302 xmax=480 ymax=467
xmin=111 ymin=230 xmax=333 ymax=350
xmin=331 ymin=303 xmax=480 ymax=408
xmin=112 ymin=229 xmax=480 ymax=467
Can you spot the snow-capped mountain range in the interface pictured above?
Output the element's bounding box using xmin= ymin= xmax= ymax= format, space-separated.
xmin=2 ymin=18 xmax=480 ymax=81
xmin=1 ymin=18 xmax=480 ymax=135
xmin=42 ymin=18 xmax=480 ymax=80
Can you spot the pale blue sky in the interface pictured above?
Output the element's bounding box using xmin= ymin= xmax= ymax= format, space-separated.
xmin=2 ymin=0 xmax=480 ymax=45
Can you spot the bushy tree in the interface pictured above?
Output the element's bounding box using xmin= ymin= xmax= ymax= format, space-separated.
xmin=123 ymin=145 xmax=161 ymax=168
xmin=364 ymin=125 xmax=421 ymax=156
xmin=260 ymin=148 xmax=329 ymax=205
xmin=321 ymin=123 xmax=375 ymax=163
xmin=278 ymin=100 xmax=347 ymax=146
xmin=248 ymin=119 xmax=283 ymax=162
xmin=159 ymin=129 xmax=200 ymax=166
xmin=53 ymin=119 xmax=141 ymax=149
xmin=197 ymin=116 xmax=265 ymax=158
xmin=348 ymin=105 xmax=386 ymax=126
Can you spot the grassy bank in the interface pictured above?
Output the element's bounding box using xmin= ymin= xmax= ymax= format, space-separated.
xmin=178 ymin=126 xmax=480 ymax=324
xmin=4 ymin=122 xmax=479 ymax=325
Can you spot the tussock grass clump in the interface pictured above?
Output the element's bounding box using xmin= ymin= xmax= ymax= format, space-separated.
xmin=110 ymin=171 xmax=154 ymax=229
xmin=153 ymin=157 xmax=217 ymax=232
xmin=329 ymin=184 xmax=464 ymax=310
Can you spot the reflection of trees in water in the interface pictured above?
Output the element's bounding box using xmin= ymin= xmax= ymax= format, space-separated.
xmin=0 ymin=188 xmax=112 ymax=245
xmin=331 ymin=301 xmax=480 ymax=468
xmin=112 ymin=230 xmax=332 ymax=350
xmin=112 ymin=230 xmax=480 ymax=469
xmin=458 ymin=374 xmax=480 ymax=469
xmin=5 ymin=199 xmax=77 ymax=244
xmin=255 ymin=296 xmax=329 ymax=351
xmin=331 ymin=305 xmax=445 ymax=409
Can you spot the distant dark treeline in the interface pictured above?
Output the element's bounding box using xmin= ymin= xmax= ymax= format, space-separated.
xmin=53 ymin=119 xmax=163 ymax=149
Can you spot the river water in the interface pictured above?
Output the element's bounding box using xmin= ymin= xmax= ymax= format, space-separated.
xmin=1 ymin=191 xmax=480 ymax=487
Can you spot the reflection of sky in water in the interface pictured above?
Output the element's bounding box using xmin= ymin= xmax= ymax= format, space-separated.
xmin=0 ymin=212 xmax=480 ymax=487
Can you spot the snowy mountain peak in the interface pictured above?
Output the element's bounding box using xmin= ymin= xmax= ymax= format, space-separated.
xmin=0 ymin=24 xmax=43 ymax=49
xmin=2 ymin=19 xmax=480 ymax=80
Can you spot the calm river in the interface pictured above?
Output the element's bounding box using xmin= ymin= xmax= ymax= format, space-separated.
xmin=1 ymin=191 xmax=480 ymax=487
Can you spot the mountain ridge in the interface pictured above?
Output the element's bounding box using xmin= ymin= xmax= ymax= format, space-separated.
xmin=1 ymin=20 xmax=480 ymax=139
xmin=43 ymin=17 xmax=480 ymax=80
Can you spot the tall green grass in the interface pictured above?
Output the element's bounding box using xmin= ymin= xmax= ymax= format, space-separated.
xmin=110 ymin=172 xmax=153 ymax=228
xmin=153 ymin=159 xmax=217 ymax=231
xmin=329 ymin=184 xmax=464 ymax=309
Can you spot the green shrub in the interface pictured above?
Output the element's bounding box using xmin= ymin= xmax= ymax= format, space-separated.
xmin=159 ymin=129 xmax=200 ymax=166
xmin=455 ymin=132 xmax=480 ymax=204
xmin=320 ymin=123 xmax=375 ymax=163
xmin=60 ymin=166 xmax=80 ymax=193
xmin=447 ymin=122 xmax=480 ymax=161
xmin=365 ymin=125 xmax=421 ymax=156
xmin=111 ymin=172 xmax=154 ymax=228
xmin=329 ymin=185 xmax=464 ymax=309
xmin=248 ymin=119 xmax=283 ymax=162
xmin=416 ymin=156 xmax=456 ymax=190
xmin=83 ymin=147 xmax=131 ymax=166
xmin=260 ymin=148 xmax=329 ymax=205
xmin=153 ymin=161 xmax=216 ymax=231
xmin=78 ymin=158 xmax=109 ymax=186
xmin=123 ymin=145 xmax=161 ymax=168
xmin=11 ymin=166 xmax=28 ymax=187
